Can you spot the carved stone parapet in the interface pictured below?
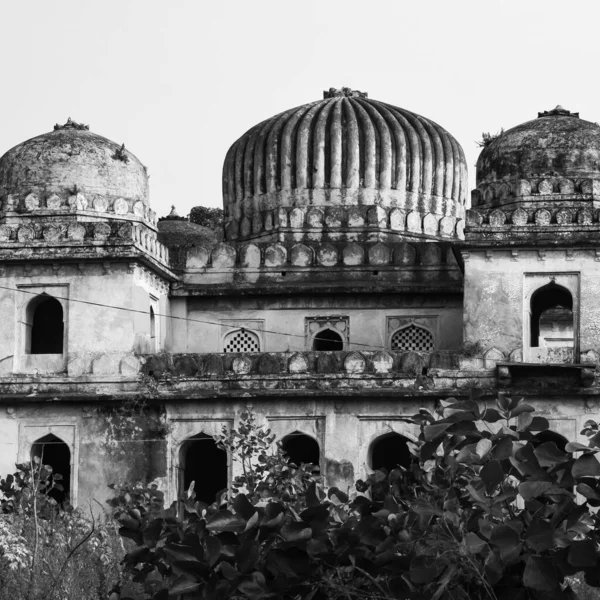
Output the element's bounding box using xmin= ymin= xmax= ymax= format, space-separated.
xmin=225 ymin=204 xmax=463 ymax=243
xmin=186 ymin=240 xmax=459 ymax=272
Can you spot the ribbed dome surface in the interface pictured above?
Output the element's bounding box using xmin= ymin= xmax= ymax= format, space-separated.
xmin=477 ymin=107 xmax=600 ymax=186
xmin=0 ymin=119 xmax=149 ymax=207
xmin=222 ymin=89 xmax=467 ymax=237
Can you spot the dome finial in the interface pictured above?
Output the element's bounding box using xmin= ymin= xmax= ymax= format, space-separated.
xmin=538 ymin=106 xmax=579 ymax=119
xmin=53 ymin=117 xmax=90 ymax=131
xmin=323 ymin=87 xmax=368 ymax=99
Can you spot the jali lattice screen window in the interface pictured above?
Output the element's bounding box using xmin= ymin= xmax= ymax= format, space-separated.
xmin=390 ymin=324 xmax=434 ymax=352
xmin=223 ymin=329 xmax=260 ymax=353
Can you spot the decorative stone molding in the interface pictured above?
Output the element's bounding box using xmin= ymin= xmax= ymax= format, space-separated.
xmin=184 ymin=240 xmax=459 ymax=273
xmin=472 ymin=177 xmax=600 ymax=205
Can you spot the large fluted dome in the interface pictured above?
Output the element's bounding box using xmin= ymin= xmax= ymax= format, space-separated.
xmin=474 ymin=106 xmax=600 ymax=206
xmin=222 ymin=88 xmax=467 ymax=241
xmin=0 ymin=118 xmax=149 ymax=210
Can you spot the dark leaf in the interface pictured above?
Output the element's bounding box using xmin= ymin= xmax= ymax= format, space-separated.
xmin=490 ymin=524 xmax=519 ymax=551
xmin=523 ymin=556 xmax=560 ymax=592
xmin=573 ymin=455 xmax=600 ymax=478
xmin=510 ymin=403 xmax=535 ymax=418
xmin=281 ymin=522 xmax=312 ymax=542
xmin=529 ymin=416 xmax=550 ymax=432
xmin=496 ymin=393 xmax=512 ymax=412
xmin=481 ymin=460 xmax=505 ymax=493
xmin=423 ymin=422 xmax=452 ymax=441
xmin=565 ymin=442 xmax=591 ymax=453
xmin=534 ymin=442 xmax=569 ymax=468
xmin=237 ymin=572 xmax=267 ymax=598
xmin=206 ymin=510 xmax=246 ymax=533
xmin=492 ymin=436 xmax=514 ymax=460
xmin=233 ymin=494 xmax=255 ymax=520
xmin=143 ymin=519 xmax=163 ymax=548
xmin=518 ymin=481 xmax=552 ymax=500
xmin=205 ymin=536 xmax=221 ymax=567
xmin=482 ymin=408 xmax=504 ymax=423
xmin=305 ymin=482 xmax=319 ymax=507
xmin=463 ymin=532 xmax=487 ymax=554
xmin=220 ymin=561 xmax=239 ymax=580
xmin=517 ymin=413 xmax=534 ymax=431
xmin=410 ymin=556 xmax=441 ymax=584
xmin=163 ymin=544 xmax=199 ymax=563
xmin=525 ymin=518 xmax=554 ymax=552
xmin=568 ymin=540 xmax=597 ymax=567
xmin=168 ymin=576 xmax=202 ymax=596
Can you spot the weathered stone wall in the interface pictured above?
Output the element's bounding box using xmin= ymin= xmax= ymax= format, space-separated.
xmin=0 ymin=262 xmax=169 ymax=375
xmin=169 ymin=294 xmax=463 ymax=354
xmin=464 ymin=248 xmax=600 ymax=358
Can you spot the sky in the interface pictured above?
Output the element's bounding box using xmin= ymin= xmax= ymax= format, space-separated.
xmin=1 ymin=0 xmax=599 ymax=218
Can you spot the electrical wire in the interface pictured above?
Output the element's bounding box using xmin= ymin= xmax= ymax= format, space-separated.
xmin=0 ymin=283 xmax=406 ymax=352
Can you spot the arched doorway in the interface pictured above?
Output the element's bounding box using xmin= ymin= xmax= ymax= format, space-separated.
xmin=31 ymin=434 xmax=70 ymax=504
xmin=313 ymin=329 xmax=343 ymax=351
xmin=179 ymin=433 xmax=228 ymax=504
xmin=281 ymin=432 xmax=320 ymax=472
xmin=27 ymin=295 xmax=64 ymax=354
xmin=530 ymin=282 xmax=573 ymax=348
xmin=369 ymin=432 xmax=412 ymax=473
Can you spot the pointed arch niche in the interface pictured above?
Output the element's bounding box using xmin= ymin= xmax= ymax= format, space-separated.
xmin=281 ymin=431 xmax=321 ymax=473
xmin=167 ymin=418 xmax=232 ymax=505
xmin=16 ymin=284 xmax=69 ymax=374
xmin=358 ymin=417 xmax=420 ymax=481
xmin=18 ymin=423 xmax=78 ymax=506
xmin=178 ymin=433 xmax=228 ymax=504
xmin=523 ymin=273 xmax=579 ymax=363
xmin=31 ymin=434 xmax=71 ymax=504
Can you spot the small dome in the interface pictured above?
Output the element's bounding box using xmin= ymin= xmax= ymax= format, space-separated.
xmin=0 ymin=118 xmax=149 ymax=207
xmin=475 ymin=106 xmax=600 ymax=203
xmin=222 ymin=88 xmax=467 ymax=239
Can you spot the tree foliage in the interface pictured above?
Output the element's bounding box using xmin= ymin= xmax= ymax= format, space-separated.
xmin=108 ymin=397 xmax=600 ymax=600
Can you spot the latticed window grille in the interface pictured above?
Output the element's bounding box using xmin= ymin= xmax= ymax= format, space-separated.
xmin=224 ymin=329 xmax=260 ymax=353
xmin=390 ymin=325 xmax=434 ymax=352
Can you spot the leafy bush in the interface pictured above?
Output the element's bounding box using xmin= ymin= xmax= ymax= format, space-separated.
xmin=0 ymin=459 xmax=124 ymax=600
xmin=108 ymin=397 xmax=600 ymax=599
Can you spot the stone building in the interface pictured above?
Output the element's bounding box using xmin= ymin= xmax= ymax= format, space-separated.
xmin=0 ymin=91 xmax=596 ymax=507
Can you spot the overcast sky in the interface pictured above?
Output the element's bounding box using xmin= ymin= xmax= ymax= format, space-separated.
xmin=1 ymin=0 xmax=598 ymax=218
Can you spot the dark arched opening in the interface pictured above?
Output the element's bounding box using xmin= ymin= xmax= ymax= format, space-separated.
xmin=150 ymin=306 xmax=156 ymax=350
xmin=530 ymin=283 xmax=573 ymax=348
xmin=180 ymin=433 xmax=228 ymax=504
xmin=313 ymin=329 xmax=343 ymax=351
xmin=370 ymin=432 xmax=411 ymax=473
xmin=31 ymin=434 xmax=70 ymax=505
xmin=28 ymin=295 xmax=64 ymax=354
xmin=281 ymin=432 xmax=320 ymax=472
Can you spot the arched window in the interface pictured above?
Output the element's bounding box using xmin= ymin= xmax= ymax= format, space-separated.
xmin=390 ymin=324 xmax=434 ymax=352
xmin=369 ymin=432 xmax=412 ymax=472
xmin=313 ymin=328 xmax=343 ymax=351
xmin=281 ymin=431 xmax=320 ymax=472
xmin=224 ymin=329 xmax=260 ymax=353
xmin=150 ymin=306 xmax=156 ymax=350
xmin=530 ymin=283 xmax=573 ymax=348
xmin=26 ymin=295 xmax=64 ymax=354
xmin=31 ymin=434 xmax=70 ymax=505
xmin=179 ymin=433 xmax=228 ymax=504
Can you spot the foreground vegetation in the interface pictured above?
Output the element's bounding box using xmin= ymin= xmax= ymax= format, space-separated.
xmin=3 ymin=394 xmax=600 ymax=599
xmin=107 ymin=396 xmax=600 ymax=599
